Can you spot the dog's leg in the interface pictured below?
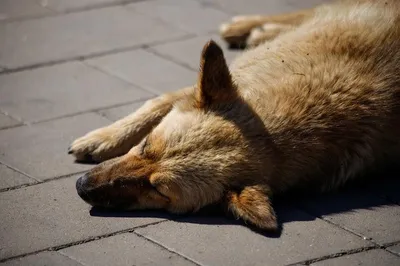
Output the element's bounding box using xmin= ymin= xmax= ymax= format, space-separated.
xmin=69 ymin=86 xmax=194 ymax=162
xmin=220 ymin=8 xmax=314 ymax=48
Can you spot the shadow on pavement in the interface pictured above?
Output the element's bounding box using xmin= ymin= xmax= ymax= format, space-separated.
xmin=89 ymin=173 xmax=400 ymax=238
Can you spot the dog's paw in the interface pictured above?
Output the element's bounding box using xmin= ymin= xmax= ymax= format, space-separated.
xmin=246 ymin=24 xmax=283 ymax=47
xmin=68 ymin=127 xmax=125 ymax=162
xmin=220 ymin=16 xmax=264 ymax=48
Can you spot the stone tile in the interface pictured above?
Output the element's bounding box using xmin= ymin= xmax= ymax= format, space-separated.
xmin=0 ymin=114 xmax=21 ymax=129
xmin=287 ymin=0 xmax=334 ymax=9
xmin=300 ymin=189 xmax=400 ymax=245
xmin=387 ymin=244 xmax=400 ymax=256
xmin=0 ymin=62 xmax=152 ymax=123
xmin=0 ymin=113 xmax=110 ymax=180
xmin=310 ymin=249 xmax=400 ymax=266
xmin=0 ymin=251 xmax=81 ymax=266
xmin=151 ymin=34 xmax=242 ymax=70
xmin=42 ymin=0 xmax=141 ymax=12
xmin=0 ymin=7 xmax=187 ymax=69
xmin=0 ymin=164 xmax=35 ymax=190
xmin=136 ymin=208 xmax=372 ymax=266
xmin=98 ymin=101 xmax=146 ymax=122
xmin=199 ymin=0 xmax=299 ymax=15
xmin=127 ymin=0 xmax=230 ymax=34
xmin=0 ymin=0 xmax=52 ymax=21
xmin=60 ymin=232 xmax=194 ymax=266
xmin=0 ymin=175 xmax=165 ymax=260
xmin=86 ymin=49 xmax=196 ymax=94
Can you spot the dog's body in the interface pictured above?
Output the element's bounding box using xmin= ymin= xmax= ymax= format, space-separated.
xmin=70 ymin=0 xmax=400 ymax=230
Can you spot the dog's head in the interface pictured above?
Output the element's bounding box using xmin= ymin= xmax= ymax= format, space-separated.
xmin=76 ymin=40 xmax=277 ymax=231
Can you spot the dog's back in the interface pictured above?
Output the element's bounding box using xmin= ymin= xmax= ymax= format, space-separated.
xmin=230 ymin=0 xmax=400 ymax=192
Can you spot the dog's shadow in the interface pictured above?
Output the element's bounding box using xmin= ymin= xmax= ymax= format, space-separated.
xmin=89 ymin=173 xmax=400 ymax=238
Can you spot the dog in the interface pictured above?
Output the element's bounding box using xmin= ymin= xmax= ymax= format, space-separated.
xmin=69 ymin=0 xmax=400 ymax=231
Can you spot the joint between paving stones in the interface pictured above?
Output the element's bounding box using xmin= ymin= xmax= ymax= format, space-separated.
xmin=0 ymin=170 xmax=87 ymax=193
xmin=298 ymin=245 xmax=382 ymax=265
xmin=293 ymin=240 xmax=400 ymax=265
xmin=0 ymin=34 xmax=194 ymax=77
xmin=0 ymin=220 xmax=168 ymax=263
xmin=133 ymin=231 xmax=203 ymax=266
xmin=145 ymin=47 xmax=198 ymax=72
xmin=295 ymin=206 xmax=380 ymax=245
xmin=0 ymin=161 xmax=39 ymax=182
xmin=0 ymin=0 xmax=151 ymax=24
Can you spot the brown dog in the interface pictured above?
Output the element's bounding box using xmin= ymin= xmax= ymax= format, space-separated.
xmin=69 ymin=0 xmax=400 ymax=231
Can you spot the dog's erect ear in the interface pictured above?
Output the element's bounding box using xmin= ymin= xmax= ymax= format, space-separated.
xmin=196 ymin=40 xmax=235 ymax=107
xmin=225 ymin=185 xmax=278 ymax=231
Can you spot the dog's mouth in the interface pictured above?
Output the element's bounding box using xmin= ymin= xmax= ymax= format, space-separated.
xmin=76 ymin=173 xmax=170 ymax=210
xmin=76 ymin=174 xmax=137 ymax=209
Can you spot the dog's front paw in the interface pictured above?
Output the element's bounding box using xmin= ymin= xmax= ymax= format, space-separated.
xmin=68 ymin=127 xmax=126 ymax=162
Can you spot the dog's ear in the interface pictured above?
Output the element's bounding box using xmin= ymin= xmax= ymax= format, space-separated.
xmin=196 ymin=40 xmax=235 ymax=107
xmin=225 ymin=185 xmax=278 ymax=231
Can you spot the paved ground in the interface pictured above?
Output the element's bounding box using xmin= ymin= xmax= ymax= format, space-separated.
xmin=0 ymin=0 xmax=399 ymax=265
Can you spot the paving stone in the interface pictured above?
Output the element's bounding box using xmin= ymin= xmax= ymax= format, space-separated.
xmin=151 ymin=34 xmax=241 ymax=70
xmin=0 ymin=62 xmax=152 ymax=123
xmin=98 ymin=101 xmax=146 ymax=122
xmin=0 ymin=113 xmax=110 ymax=180
xmin=300 ymin=189 xmax=400 ymax=245
xmin=0 ymin=251 xmax=81 ymax=266
xmin=0 ymin=164 xmax=35 ymax=190
xmin=286 ymin=0 xmax=334 ymax=9
xmin=0 ymin=114 xmax=21 ymax=129
xmin=0 ymin=0 xmax=52 ymax=21
xmin=310 ymin=249 xmax=400 ymax=266
xmin=198 ymin=0 xmax=299 ymax=15
xmin=136 ymin=208 xmax=372 ymax=266
xmin=0 ymin=7 xmax=187 ymax=69
xmin=0 ymin=175 xmax=165 ymax=260
xmin=42 ymin=0 xmax=142 ymax=12
xmin=387 ymin=244 xmax=400 ymax=256
xmin=59 ymin=232 xmax=195 ymax=266
xmin=85 ymin=49 xmax=196 ymax=94
xmin=127 ymin=0 xmax=230 ymax=34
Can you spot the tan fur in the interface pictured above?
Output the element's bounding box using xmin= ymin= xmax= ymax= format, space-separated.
xmin=71 ymin=0 xmax=400 ymax=231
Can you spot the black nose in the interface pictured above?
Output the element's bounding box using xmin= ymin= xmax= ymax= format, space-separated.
xmin=76 ymin=174 xmax=91 ymax=200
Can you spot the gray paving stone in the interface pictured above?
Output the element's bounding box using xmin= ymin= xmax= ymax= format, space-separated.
xmin=0 ymin=114 xmax=21 ymax=129
xmin=300 ymin=190 xmax=400 ymax=245
xmin=136 ymin=208 xmax=372 ymax=266
xmin=0 ymin=0 xmax=52 ymax=21
xmin=387 ymin=244 xmax=400 ymax=256
xmin=198 ymin=0 xmax=299 ymax=15
xmin=0 ymin=113 xmax=110 ymax=180
xmin=127 ymin=0 xmax=230 ymax=34
xmin=85 ymin=49 xmax=196 ymax=94
xmin=98 ymin=101 xmax=146 ymax=122
xmin=0 ymin=62 xmax=152 ymax=123
xmin=42 ymin=0 xmax=142 ymax=12
xmin=0 ymin=7 xmax=187 ymax=69
xmin=0 ymin=175 xmax=165 ymax=260
xmin=310 ymin=249 xmax=400 ymax=266
xmin=0 ymin=251 xmax=81 ymax=266
xmin=151 ymin=34 xmax=241 ymax=71
xmin=59 ymin=232 xmax=195 ymax=266
xmin=0 ymin=164 xmax=35 ymax=190
xmin=286 ymin=0 xmax=334 ymax=9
